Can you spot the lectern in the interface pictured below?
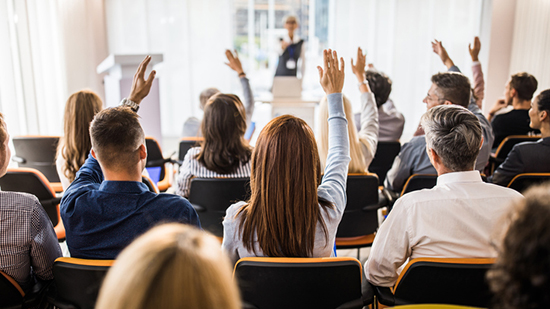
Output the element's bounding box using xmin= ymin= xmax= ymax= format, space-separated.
xmin=97 ymin=54 xmax=164 ymax=144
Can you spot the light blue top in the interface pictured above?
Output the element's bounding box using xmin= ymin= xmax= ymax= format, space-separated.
xmin=221 ymin=93 xmax=350 ymax=261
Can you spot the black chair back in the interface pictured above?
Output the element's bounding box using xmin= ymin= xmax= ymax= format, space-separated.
xmin=400 ymin=174 xmax=437 ymax=196
xmin=48 ymin=258 xmax=113 ymax=309
xmin=12 ymin=136 xmax=60 ymax=183
xmin=336 ymin=174 xmax=380 ymax=238
xmin=178 ymin=138 xmax=203 ymax=162
xmin=369 ymin=141 xmax=401 ymax=185
xmin=390 ymin=258 xmax=494 ymax=307
xmin=234 ymin=257 xmax=364 ymax=309
xmin=491 ymin=135 xmax=541 ymax=173
xmin=0 ymin=271 xmax=24 ymax=309
xmin=0 ymin=168 xmax=59 ymax=226
xmin=507 ymin=173 xmax=550 ymax=193
xmin=145 ymin=137 xmax=166 ymax=181
xmin=188 ymin=178 xmax=251 ymax=237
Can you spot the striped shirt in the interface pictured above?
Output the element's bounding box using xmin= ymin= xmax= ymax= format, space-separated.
xmin=176 ymin=147 xmax=251 ymax=197
xmin=0 ymin=191 xmax=62 ymax=290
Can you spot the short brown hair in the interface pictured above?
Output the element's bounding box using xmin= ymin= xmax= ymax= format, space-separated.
xmin=366 ymin=70 xmax=392 ymax=107
xmin=0 ymin=113 xmax=6 ymax=144
xmin=90 ymin=107 xmax=144 ymax=172
xmin=510 ymin=72 xmax=538 ymax=101
xmin=199 ymin=88 xmax=220 ymax=110
xmin=431 ymin=72 xmax=471 ymax=107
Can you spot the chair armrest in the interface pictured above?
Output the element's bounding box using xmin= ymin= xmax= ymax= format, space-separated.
xmin=335 ymin=280 xmax=375 ymax=309
xmin=11 ymin=156 xmax=26 ymax=164
xmin=380 ymin=188 xmax=398 ymax=213
xmin=374 ymin=285 xmax=395 ymax=306
xmin=191 ymin=204 xmax=206 ymax=212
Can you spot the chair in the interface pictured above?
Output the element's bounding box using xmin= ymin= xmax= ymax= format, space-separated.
xmin=234 ymin=257 xmax=371 ymax=309
xmin=188 ymin=177 xmax=251 ymax=238
xmin=178 ymin=137 xmax=203 ymax=163
xmin=47 ymin=257 xmax=113 ymax=309
xmin=400 ymin=174 xmax=438 ymax=196
xmin=371 ymin=258 xmax=494 ymax=308
xmin=507 ymin=173 xmax=550 ymax=193
xmin=11 ymin=136 xmax=63 ymax=192
xmin=369 ymin=141 xmax=401 ymax=185
xmin=142 ymin=175 xmax=159 ymax=193
xmin=0 ymin=271 xmax=50 ymax=309
xmin=489 ymin=135 xmax=541 ymax=174
xmin=145 ymin=136 xmax=175 ymax=192
xmin=0 ymin=168 xmax=65 ymax=240
xmin=336 ymin=173 xmax=381 ymax=259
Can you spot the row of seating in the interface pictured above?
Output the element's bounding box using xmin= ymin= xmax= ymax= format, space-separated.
xmin=0 ymin=256 xmax=494 ymax=309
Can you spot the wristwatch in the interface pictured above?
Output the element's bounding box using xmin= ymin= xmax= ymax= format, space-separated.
xmin=120 ymin=98 xmax=140 ymax=112
xmin=358 ymin=80 xmax=369 ymax=88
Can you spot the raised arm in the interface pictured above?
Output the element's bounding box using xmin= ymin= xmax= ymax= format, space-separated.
xmin=469 ymin=37 xmax=485 ymax=107
xmin=225 ymin=49 xmax=255 ymax=126
xmin=317 ymin=49 xmax=350 ymax=209
xmin=432 ymin=40 xmax=455 ymax=70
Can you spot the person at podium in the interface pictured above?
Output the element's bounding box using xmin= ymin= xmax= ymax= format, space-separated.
xmin=275 ymin=15 xmax=305 ymax=78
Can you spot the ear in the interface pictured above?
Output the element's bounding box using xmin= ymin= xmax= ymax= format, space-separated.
xmin=510 ymin=88 xmax=517 ymax=98
xmin=540 ymin=110 xmax=548 ymax=122
xmin=426 ymin=147 xmax=440 ymax=165
xmin=443 ymin=100 xmax=453 ymax=106
xmin=91 ymin=149 xmax=97 ymax=159
xmin=139 ymin=144 xmax=147 ymax=160
xmin=479 ymin=136 xmax=484 ymax=150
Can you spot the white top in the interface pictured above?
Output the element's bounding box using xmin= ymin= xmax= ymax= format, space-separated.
xmin=175 ymin=147 xmax=251 ymax=198
xmin=365 ymin=171 xmax=523 ymax=287
xmin=221 ymin=93 xmax=350 ymax=262
xmin=56 ymin=155 xmax=71 ymax=192
xmin=358 ymin=92 xmax=379 ymax=167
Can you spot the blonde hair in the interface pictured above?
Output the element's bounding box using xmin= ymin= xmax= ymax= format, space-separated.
xmin=96 ymin=224 xmax=241 ymax=309
xmin=317 ymin=95 xmax=369 ymax=173
xmin=57 ymin=90 xmax=103 ymax=182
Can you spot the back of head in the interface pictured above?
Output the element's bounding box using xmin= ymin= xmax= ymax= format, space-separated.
xmin=197 ymin=93 xmax=251 ymax=174
xmin=58 ymin=90 xmax=103 ymax=182
xmin=199 ymin=87 xmax=220 ymax=110
xmin=366 ymin=70 xmax=392 ymax=107
xmin=488 ymin=184 xmax=550 ymax=309
xmin=90 ymin=107 xmax=144 ymax=173
xmin=536 ymin=89 xmax=550 ymax=114
xmin=0 ymin=113 xmax=8 ymax=177
xmin=238 ymin=115 xmax=331 ymax=257
xmin=431 ymin=72 xmax=471 ymax=107
xmin=96 ymin=223 xmax=241 ymax=309
xmin=421 ymin=105 xmax=482 ymax=172
xmin=317 ymin=95 xmax=367 ymax=173
xmin=510 ymin=72 xmax=538 ymax=101
xmin=0 ymin=113 xmax=6 ymax=147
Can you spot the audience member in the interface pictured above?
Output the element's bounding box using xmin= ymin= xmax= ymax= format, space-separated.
xmin=487 ymin=184 xmax=550 ymax=309
xmin=0 ymin=113 xmax=61 ymax=291
xmin=488 ymin=72 xmax=539 ymax=148
xmin=354 ymin=65 xmax=404 ymax=141
xmin=222 ymin=49 xmax=349 ymax=262
xmin=60 ymin=56 xmax=200 ymax=259
xmin=56 ymin=90 xmax=103 ymax=191
xmin=182 ymin=50 xmax=254 ymax=137
xmin=318 ymin=47 xmax=378 ymax=173
xmin=366 ymin=105 xmax=523 ymax=287
xmin=96 ymin=223 xmax=240 ymax=309
xmin=385 ymin=39 xmax=493 ymax=192
xmin=492 ymin=89 xmax=550 ymax=186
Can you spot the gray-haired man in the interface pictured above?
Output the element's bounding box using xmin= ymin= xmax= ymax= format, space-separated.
xmin=365 ymin=105 xmax=522 ymax=287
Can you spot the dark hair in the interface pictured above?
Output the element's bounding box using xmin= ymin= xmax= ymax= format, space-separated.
xmin=421 ymin=105 xmax=482 ymax=171
xmin=90 ymin=107 xmax=144 ymax=172
xmin=431 ymin=72 xmax=471 ymax=107
xmin=197 ymin=93 xmax=251 ymax=174
xmin=237 ymin=115 xmax=332 ymax=257
xmin=510 ymin=72 xmax=538 ymax=101
xmin=535 ymin=89 xmax=550 ymax=113
xmin=366 ymin=70 xmax=392 ymax=107
xmin=487 ymin=184 xmax=550 ymax=309
xmin=199 ymin=88 xmax=220 ymax=110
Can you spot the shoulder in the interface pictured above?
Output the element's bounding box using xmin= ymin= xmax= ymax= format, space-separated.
xmin=402 ymin=136 xmax=426 ymax=150
xmin=0 ymin=191 xmax=40 ymax=216
xmin=184 ymin=147 xmax=201 ymax=161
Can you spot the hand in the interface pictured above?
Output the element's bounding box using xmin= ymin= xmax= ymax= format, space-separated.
xmin=490 ymin=99 xmax=507 ymax=115
xmin=128 ymin=56 xmax=156 ymax=104
xmin=468 ymin=36 xmax=481 ymax=62
xmin=351 ymin=47 xmax=366 ymax=82
xmin=431 ymin=39 xmax=454 ymax=69
xmin=225 ymin=49 xmax=244 ymax=75
xmin=317 ymin=49 xmax=345 ymax=95
xmin=281 ymin=40 xmax=289 ymax=51
xmin=367 ymin=63 xmax=375 ymax=70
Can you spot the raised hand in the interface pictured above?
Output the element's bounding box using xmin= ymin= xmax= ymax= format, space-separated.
xmin=317 ymin=49 xmax=345 ymax=95
xmin=489 ymin=99 xmax=508 ymax=119
xmin=468 ymin=36 xmax=481 ymax=62
xmin=432 ymin=39 xmax=454 ymax=69
xmin=128 ymin=55 xmax=156 ymax=104
xmin=225 ymin=49 xmax=244 ymax=75
xmin=351 ymin=47 xmax=367 ymax=81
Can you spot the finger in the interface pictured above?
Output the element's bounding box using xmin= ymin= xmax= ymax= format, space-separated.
xmin=468 ymin=43 xmax=472 ymax=52
xmin=139 ymin=56 xmax=152 ymax=79
xmin=351 ymin=58 xmax=355 ymax=69
xmin=332 ymin=50 xmax=338 ymax=71
xmin=340 ymin=57 xmax=345 ymax=73
xmin=317 ymin=66 xmax=323 ymax=81
xmin=146 ymin=70 xmax=156 ymax=86
xmin=225 ymin=50 xmax=234 ymax=61
xmin=234 ymin=49 xmax=239 ymax=58
xmin=323 ymin=50 xmax=329 ymax=72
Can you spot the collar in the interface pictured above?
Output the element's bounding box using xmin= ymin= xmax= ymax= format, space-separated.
xmin=283 ymin=33 xmax=301 ymax=44
xmin=539 ymin=137 xmax=550 ymax=145
xmin=436 ymin=170 xmax=482 ymax=186
xmin=99 ymin=181 xmax=150 ymax=194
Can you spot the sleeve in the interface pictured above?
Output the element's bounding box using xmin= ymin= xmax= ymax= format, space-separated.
xmin=492 ymin=145 xmax=524 ymax=186
xmin=239 ymin=76 xmax=255 ymax=128
xmin=175 ymin=149 xmax=196 ymax=198
xmin=61 ymin=153 xmax=104 ymax=214
xmin=222 ymin=203 xmax=245 ymax=263
xmin=365 ymin=199 xmax=412 ymax=287
xmin=55 ymin=154 xmax=71 ymax=192
xmin=358 ymin=92 xmax=379 ymax=161
xmin=29 ymin=200 xmax=62 ymax=281
xmin=471 ymin=61 xmax=485 ymax=107
xmin=448 ymin=65 xmax=461 ymax=73
xmin=384 ymin=142 xmax=415 ymax=192
xmin=317 ymin=93 xmax=351 ymax=212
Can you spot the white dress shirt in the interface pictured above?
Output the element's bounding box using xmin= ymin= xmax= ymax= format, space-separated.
xmin=366 ymin=171 xmax=523 ymax=287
